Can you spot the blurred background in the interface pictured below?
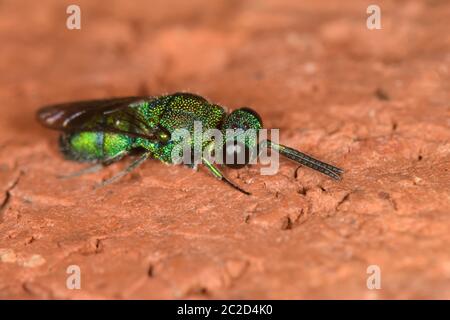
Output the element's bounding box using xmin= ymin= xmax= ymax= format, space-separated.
xmin=2 ymin=0 xmax=447 ymax=135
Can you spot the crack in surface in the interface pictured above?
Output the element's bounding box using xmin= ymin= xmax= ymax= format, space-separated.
xmin=0 ymin=171 xmax=23 ymax=221
xmin=336 ymin=192 xmax=352 ymax=211
xmin=147 ymin=264 xmax=155 ymax=278
xmin=378 ymin=191 xmax=398 ymax=211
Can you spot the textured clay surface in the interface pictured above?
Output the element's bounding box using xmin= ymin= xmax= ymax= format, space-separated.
xmin=1 ymin=0 xmax=449 ymax=299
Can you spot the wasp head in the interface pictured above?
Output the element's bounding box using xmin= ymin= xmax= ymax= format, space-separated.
xmin=220 ymin=108 xmax=263 ymax=169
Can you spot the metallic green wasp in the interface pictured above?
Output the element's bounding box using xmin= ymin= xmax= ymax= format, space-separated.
xmin=37 ymin=92 xmax=343 ymax=195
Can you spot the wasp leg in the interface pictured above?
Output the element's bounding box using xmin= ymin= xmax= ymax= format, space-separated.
xmin=58 ymin=163 xmax=104 ymax=179
xmin=202 ymin=157 xmax=250 ymax=195
xmin=58 ymin=152 xmax=126 ymax=179
xmin=96 ymin=152 xmax=151 ymax=188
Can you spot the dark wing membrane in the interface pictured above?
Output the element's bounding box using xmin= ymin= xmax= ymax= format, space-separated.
xmin=36 ymin=96 xmax=161 ymax=141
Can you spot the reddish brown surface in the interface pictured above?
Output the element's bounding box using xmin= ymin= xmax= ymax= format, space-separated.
xmin=1 ymin=0 xmax=449 ymax=299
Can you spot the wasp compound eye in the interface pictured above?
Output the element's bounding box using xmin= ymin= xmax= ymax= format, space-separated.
xmin=223 ymin=108 xmax=263 ymax=132
xmin=223 ymin=140 xmax=250 ymax=169
xmin=236 ymin=107 xmax=263 ymax=127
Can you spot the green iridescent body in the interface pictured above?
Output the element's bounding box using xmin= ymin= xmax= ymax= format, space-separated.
xmin=37 ymin=92 xmax=342 ymax=194
xmin=58 ymin=93 xmax=227 ymax=165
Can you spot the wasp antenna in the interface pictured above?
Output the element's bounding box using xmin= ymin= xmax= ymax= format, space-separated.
xmin=265 ymin=140 xmax=343 ymax=180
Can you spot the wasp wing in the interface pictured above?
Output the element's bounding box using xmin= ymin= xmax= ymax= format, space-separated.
xmin=36 ymin=96 xmax=163 ymax=141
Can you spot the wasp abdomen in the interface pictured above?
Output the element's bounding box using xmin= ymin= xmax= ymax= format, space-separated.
xmin=59 ymin=132 xmax=133 ymax=163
